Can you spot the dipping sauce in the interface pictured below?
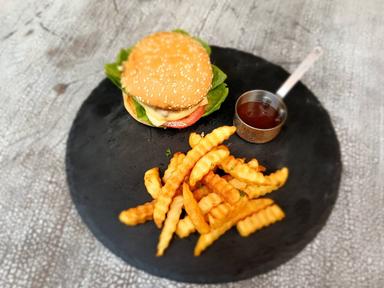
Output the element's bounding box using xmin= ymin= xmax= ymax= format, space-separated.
xmin=237 ymin=101 xmax=281 ymax=129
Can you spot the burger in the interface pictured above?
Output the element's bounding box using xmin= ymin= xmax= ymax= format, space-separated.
xmin=105 ymin=30 xmax=228 ymax=128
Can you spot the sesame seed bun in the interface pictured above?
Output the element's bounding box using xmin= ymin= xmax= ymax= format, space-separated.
xmin=121 ymin=32 xmax=213 ymax=110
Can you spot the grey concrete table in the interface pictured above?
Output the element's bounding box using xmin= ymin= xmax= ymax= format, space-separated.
xmin=1 ymin=0 xmax=383 ymax=287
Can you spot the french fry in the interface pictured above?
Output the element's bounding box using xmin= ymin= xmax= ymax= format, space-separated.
xmin=176 ymin=193 xmax=222 ymax=238
xmin=228 ymin=178 xmax=275 ymax=199
xmin=209 ymin=202 xmax=231 ymax=220
xmin=207 ymin=202 xmax=231 ymax=227
xmin=210 ymin=196 xmax=274 ymax=230
xmin=182 ymin=182 xmax=210 ymax=234
xmin=236 ymin=204 xmax=285 ymax=237
xmin=247 ymin=158 xmax=259 ymax=170
xmin=163 ymin=152 xmax=185 ymax=183
xmin=198 ymin=193 xmax=222 ymax=213
xmin=144 ymin=167 xmax=162 ymax=199
xmin=220 ymin=155 xmax=266 ymax=185
xmin=189 ymin=132 xmax=202 ymax=148
xmin=193 ymin=185 xmax=212 ymax=201
xmin=228 ymin=178 xmax=247 ymax=191
xmin=119 ymin=200 xmax=155 ymax=226
xmin=247 ymin=159 xmax=266 ymax=172
xmin=221 ymin=175 xmax=233 ymax=182
xmin=189 ymin=146 xmax=230 ymax=187
xmin=154 ymin=126 xmax=236 ymax=228
xmin=227 ymin=167 xmax=288 ymax=198
xmin=258 ymin=165 xmax=266 ymax=172
xmin=202 ymin=171 xmax=241 ymax=204
xmin=194 ymin=198 xmax=273 ymax=255
xmin=243 ymin=185 xmax=280 ymax=199
xmin=264 ymin=167 xmax=289 ymax=186
xmin=157 ymin=196 xmax=184 ymax=256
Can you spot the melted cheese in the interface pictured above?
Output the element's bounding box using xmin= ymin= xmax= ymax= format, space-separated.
xmin=137 ymin=98 xmax=207 ymax=127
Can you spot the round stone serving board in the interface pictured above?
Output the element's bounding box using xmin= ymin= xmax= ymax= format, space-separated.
xmin=66 ymin=46 xmax=341 ymax=283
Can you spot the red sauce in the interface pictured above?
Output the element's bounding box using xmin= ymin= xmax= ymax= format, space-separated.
xmin=237 ymin=101 xmax=281 ymax=129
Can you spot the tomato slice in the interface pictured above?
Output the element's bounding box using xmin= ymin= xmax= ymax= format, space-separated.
xmin=163 ymin=106 xmax=205 ymax=129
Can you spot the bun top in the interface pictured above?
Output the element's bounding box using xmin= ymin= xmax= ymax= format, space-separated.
xmin=121 ymin=32 xmax=213 ymax=110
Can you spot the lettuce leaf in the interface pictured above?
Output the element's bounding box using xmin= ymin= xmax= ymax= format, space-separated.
xmin=172 ymin=29 xmax=189 ymax=35
xmin=131 ymin=96 xmax=153 ymax=125
xmin=104 ymin=48 xmax=132 ymax=89
xmin=211 ymin=64 xmax=227 ymax=90
xmin=203 ymin=83 xmax=229 ymax=117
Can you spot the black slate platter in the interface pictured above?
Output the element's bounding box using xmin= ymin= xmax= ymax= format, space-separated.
xmin=66 ymin=46 xmax=341 ymax=283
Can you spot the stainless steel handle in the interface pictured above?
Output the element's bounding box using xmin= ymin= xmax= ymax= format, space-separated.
xmin=276 ymin=46 xmax=323 ymax=98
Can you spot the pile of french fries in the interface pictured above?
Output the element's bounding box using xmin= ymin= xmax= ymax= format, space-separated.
xmin=119 ymin=126 xmax=288 ymax=256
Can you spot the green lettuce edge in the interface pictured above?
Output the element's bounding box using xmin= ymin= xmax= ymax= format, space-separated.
xmin=104 ymin=30 xmax=229 ymax=125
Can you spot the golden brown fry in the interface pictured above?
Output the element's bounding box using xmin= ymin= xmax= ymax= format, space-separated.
xmin=202 ymin=171 xmax=241 ymax=204
xmin=210 ymin=196 xmax=273 ymax=230
xmin=198 ymin=193 xmax=222 ymax=213
xmin=163 ymin=152 xmax=185 ymax=183
xmin=119 ymin=200 xmax=155 ymax=226
xmin=207 ymin=214 xmax=216 ymax=226
xmin=175 ymin=215 xmax=196 ymax=238
xmin=209 ymin=202 xmax=231 ymax=220
xmin=154 ymin=126 xmax=236 ymax=228
xmin=221 ymin=175 xmax=233 ymax=182
xmin=194 ymin=220 xmax=233 ymax=256
xmin=258 ymin=165 xmax=266 ymax=172
xmin=246 ymin=159 xmax=265 ymax=172
xmin=247 ymin=158 xmax=259 ymax=170
xmin=228 ymin=168 xmax=288 ymax=198
xmin=220 ymin=155 xmax=266 ymax=185
xmin=193 ymin=185 xmax=212 ymax=201
xmin=243 ymin=185 xmax=280 ymax=199
xmin=194 ymin=198 xmax=273 ymax=255
xmin=189 ymin=146 xmax=230 ymax=187
xmin=189 ymin=132 xmax=202 ymax=148
xmin=144 ymin=167 xmax=162 ymax=199
xmin=247 ymin=159 xmax=265 ymax=172
xmin=236 ymin=204 xmax=285 ymax=237
xmin=156 ymin=196 xmax=184 ymax=256
xmin=264 ymin=167 xmax=289 ymax=186
xmin=176 ymin=193 xmax=222 ymax=238
xmin=182 ymin=182 xmax=210 ymax=234
xmin=228 ymin=178 xmax=248 ymax=191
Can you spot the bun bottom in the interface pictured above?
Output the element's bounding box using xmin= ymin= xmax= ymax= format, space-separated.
xmin=122 ymin=93 xmax=155 ymax=127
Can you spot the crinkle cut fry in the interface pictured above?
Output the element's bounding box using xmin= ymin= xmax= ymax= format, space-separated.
xmin=176 ymin=192 xmax=222 ymax=238
xmin=182 ymin=182 xmax=210 ymax=234
xmin=194 ymin=198 xmax=273 ymax=256
xmin=163 ymin=152 xmax=185 ymax=183
xmin=236 ymin=204 xmax=285 ymax=237
xmin=119 ymin=200 xmax=155 ymax=226
xmin=229 ymin=167 xmax=288 ymax=199
xmin=189 ymin=132 xmax=202 ymax=148
xmin=157 ymin=196 xmax=184 ymax=256
xmin=193 ymin=185 xmax=212 ymax=201
xmin=209 ymin=202 xmax=231 ymax=220
xmin=263 ymin=167 xmax=289 ymax=186
xmin=153 ymin=126 xmax=236 ymax=228
xmin=207 ymin=202 xmax=231 ymax=227
xmin=189 ymin=145 xmax=229 ymax=187
xmin=144 ymin=167 xmax=162 ymax=199
xmin=202 ymin=171 xmax=240 ymax=204
xmin=220 ymin=155 xmax=266 ymax=185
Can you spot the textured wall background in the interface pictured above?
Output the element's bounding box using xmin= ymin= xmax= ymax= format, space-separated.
xmin=0 ymin=0 xmax=383 ymax=287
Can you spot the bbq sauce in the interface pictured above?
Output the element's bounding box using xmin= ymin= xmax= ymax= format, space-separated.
xmin=237 ymin=101 xmax=281 ymax=129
